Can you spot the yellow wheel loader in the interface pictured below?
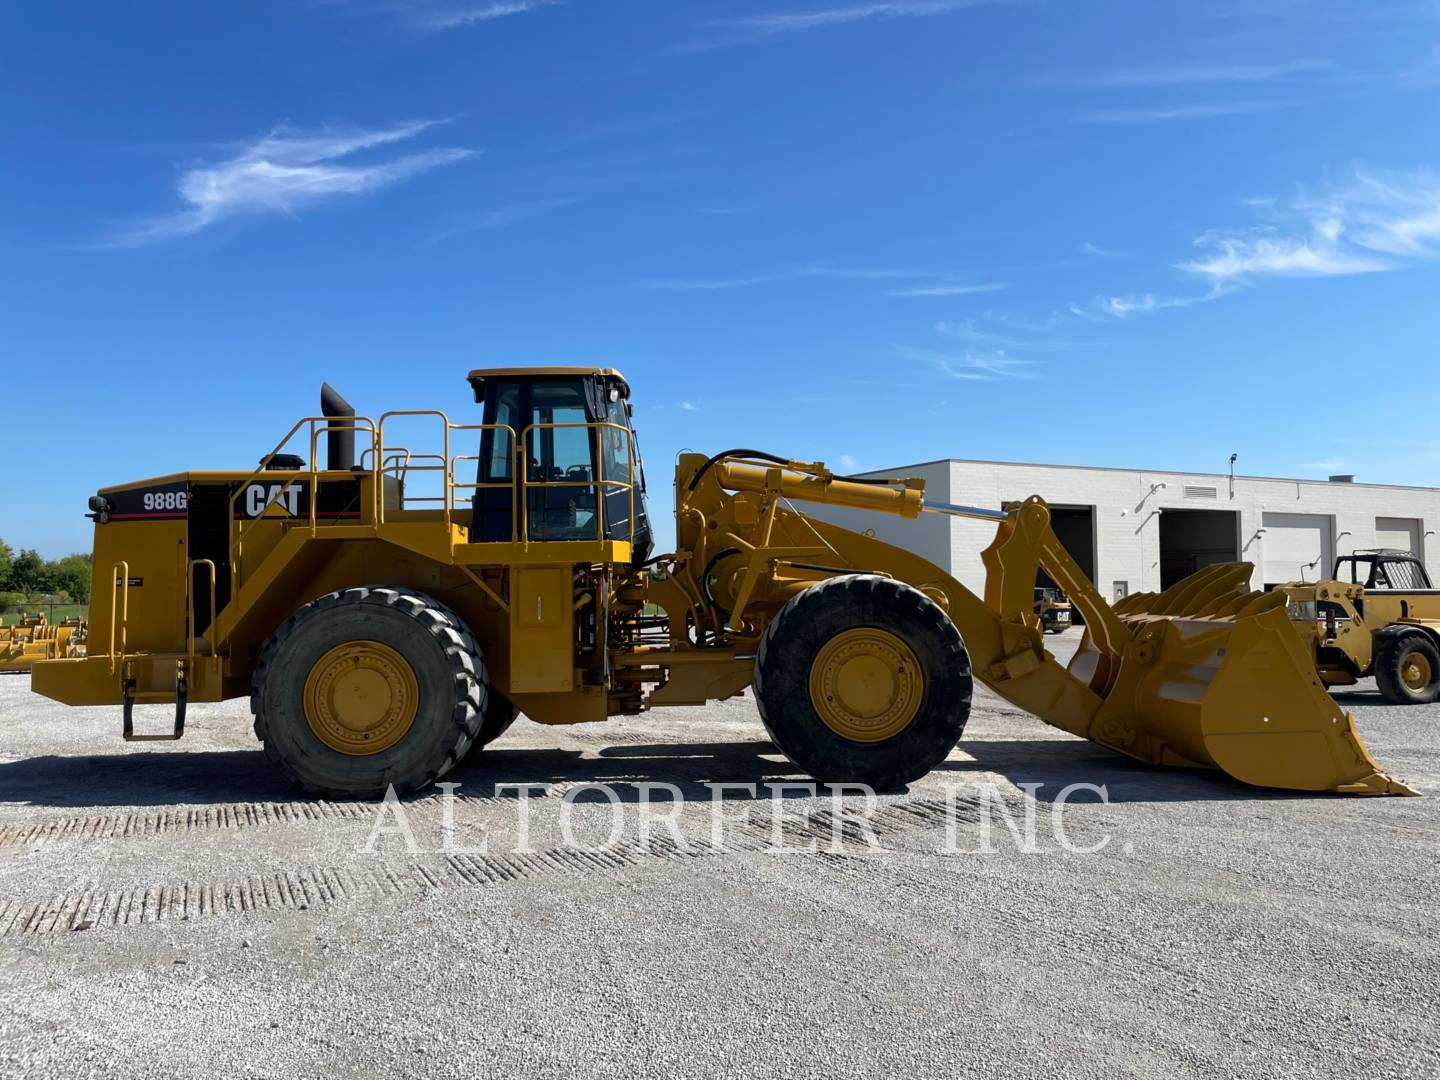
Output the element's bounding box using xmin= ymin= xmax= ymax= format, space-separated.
xmin=30 ymin=369 xmax=1414 ymax=797
xmin=1276 ymin=550 xmax=1440 ymax=705
xmin=0 ymin=612 xmax=86 ymax=673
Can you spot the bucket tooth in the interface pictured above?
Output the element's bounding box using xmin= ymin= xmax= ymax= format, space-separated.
xmin=1181 ymin=572 xmax=1250 ymax=619
xmin=1153 ymin=564 xmax=1240 ymax=616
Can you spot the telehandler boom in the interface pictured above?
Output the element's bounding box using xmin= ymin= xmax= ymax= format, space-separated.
xmin=31 ymin=369 xmax=1414 ymax=797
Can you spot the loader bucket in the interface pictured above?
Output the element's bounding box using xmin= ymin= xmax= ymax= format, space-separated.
xmin=1069 ymin=565 xmax=1417 ymax=796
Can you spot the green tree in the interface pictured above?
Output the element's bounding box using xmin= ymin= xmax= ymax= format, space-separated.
xmin=0 ymin=538 xmax=12 ymax=591
xmin=9 ymin=549 xmax=49 ymax=594
xmin=48 ymin=554 xmax=92 ymax=603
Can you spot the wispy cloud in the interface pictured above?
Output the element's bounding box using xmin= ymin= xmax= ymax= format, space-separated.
xmin=679 ymin=401 xmax=699 ymax=412
xmin=1177 ymin=227 xmax=1393 ymax=284
xmin=900 ymin=345 xmax=1040 ymax=382
xmin=1080 ymin=241 xmax=1128 ymax=258
xmin=694 ymin=0 xmax=997 ymax=47
xmin=428 ymin=197 xmax=578 ymax=242
xmin=103 ymin=120 xmax=473 ymax=247
xmin=1042 ymin=59 xmax=1329 ymax=89
xmin=1071 ymin=291 xmax=1221 ymax=320
xmin=1079 ymin=99 xmax=1298 ymax=124
xmin=324 ymin=0 xmax=560 ymax=32
xmin=419 ymin=0 xmax=559 ymax=30
xmin=935 ymin=315 xmax=1094 ymax=352
xmin=884 ymin=282 xmax=1007 ymax=297
xmin=1076 ymin=167 xmax=1440 ymax=318
xmin=644 ymin=272 xmax=792 ymax=291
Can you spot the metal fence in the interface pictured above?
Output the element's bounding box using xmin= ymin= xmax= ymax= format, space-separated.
xmin=0 ymin=601 xmax=89 ymax=626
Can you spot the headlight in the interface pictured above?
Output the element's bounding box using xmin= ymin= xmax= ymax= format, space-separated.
xmin=1285 ymin=598 xmax=1317 ymax=622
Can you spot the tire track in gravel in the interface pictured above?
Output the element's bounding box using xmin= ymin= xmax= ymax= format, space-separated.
xmin=0 ymin=787 xmax=660 ymax=851
xmin=0 ymin=837 xmax=712 ymax=937
xmin=0 ymin=794 xmax=1028 ymax=937
xmin=0 ymin=800 xmax=379 ymax=850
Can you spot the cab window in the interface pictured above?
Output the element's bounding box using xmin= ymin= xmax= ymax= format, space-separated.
xmin=483 ymin=382 xmax=519 ymax=482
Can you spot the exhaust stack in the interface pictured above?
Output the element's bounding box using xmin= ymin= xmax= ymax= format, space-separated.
xmin=320 ymin=383 xmax=355 ymax=471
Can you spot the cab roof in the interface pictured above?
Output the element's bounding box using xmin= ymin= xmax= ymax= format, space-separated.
xmin=466 ymin=366 xmax=630 ymax=402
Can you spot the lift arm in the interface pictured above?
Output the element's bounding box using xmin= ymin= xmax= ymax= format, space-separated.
xmin=669 ymin=453 xmax=1414 ymax=795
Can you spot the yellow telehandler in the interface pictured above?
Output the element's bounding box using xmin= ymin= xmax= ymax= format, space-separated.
xmin=1275 ymin=550 xmax=1440 ymax=704
xmin=30 ymin=369 xmax=1414 ymax=797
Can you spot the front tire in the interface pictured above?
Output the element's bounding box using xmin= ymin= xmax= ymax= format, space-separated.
xmin=754 ymin=575 xmax=973 ymax=790
xmin=1375 ymin=634 xmax=1440 ymax=705
xmin=251 ymin=587 xmax=486 ymax=798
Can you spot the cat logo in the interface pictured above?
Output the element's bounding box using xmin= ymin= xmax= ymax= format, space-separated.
xmin=245 ymin=482 xmax=302 ymax=518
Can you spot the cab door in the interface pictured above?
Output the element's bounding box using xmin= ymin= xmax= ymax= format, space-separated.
xmin=473 ymin=377 xmax=598 ymax=543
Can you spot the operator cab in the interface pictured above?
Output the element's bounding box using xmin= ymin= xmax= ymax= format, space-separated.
xmin=466 ymin=367 xmax=653 ymax=562
xmin=1332 ymin=550 xmax=1433 ymax=591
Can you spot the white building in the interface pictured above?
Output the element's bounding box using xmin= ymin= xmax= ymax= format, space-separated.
xmin=812 ymin=458 xmax=1440 ymax=603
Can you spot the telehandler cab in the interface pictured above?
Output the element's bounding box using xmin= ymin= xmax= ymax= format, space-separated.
xmin=31 ymin=368 xmax=1414 ymax=797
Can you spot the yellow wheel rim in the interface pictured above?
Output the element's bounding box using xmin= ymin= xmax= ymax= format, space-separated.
xmin=1401 ymin=650 xmax=1433 ymax=692
xmin=304 ymin=640 xmax=419 ymax=756
xmin=809 ymin=627 xmax=922 ymax=743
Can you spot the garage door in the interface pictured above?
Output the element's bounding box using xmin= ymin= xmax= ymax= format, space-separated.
xmin=1375 ymin=516 xmax=1420 ymax=555
xmin=1261 ymin=512 xmax=1332 ymax=587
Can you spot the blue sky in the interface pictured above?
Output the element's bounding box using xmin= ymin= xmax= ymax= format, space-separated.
xmin=3 ymin=0 xmax=1439 ymax=556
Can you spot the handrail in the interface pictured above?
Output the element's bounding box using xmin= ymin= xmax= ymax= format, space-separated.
xmin=186 ymin=559 xmax=217 ymax=664
xmin=448 ymin=455 xmax=519 ymax=545
xmin=223 ymin=410 xmax=638 ymax=606
xmin=377 ymin=411 xmax=453 ymax=531
xmin=519 ymin=421 xmax=636 ymax=546
xmin=446 ymin=421 xmax=519 ymax=543
xmin=384 ymin=453 xmax=449 ymax=507
xmin=228 ymin=415 xmax=378 ymax=591
xmin=109 ymin=560 xmax=129 ymax=675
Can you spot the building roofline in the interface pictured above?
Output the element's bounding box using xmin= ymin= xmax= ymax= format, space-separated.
xmin=858 ymin=456 xmax=1440 ymax=494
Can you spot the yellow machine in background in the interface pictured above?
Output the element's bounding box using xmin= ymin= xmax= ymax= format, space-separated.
xmin=30 ymin=369 xmax=1414 ymax=797
xmin=1276 ymin=549 xmax=1440 ymax=704
xmin=1033 ymin=587 xmax=1072 ymax=634
xmin=0 ymin=612 xmax=86 ymax=673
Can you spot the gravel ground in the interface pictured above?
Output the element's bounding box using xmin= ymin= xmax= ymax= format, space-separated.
xmin=1 ymin=633 xmax=1438 ymax=1079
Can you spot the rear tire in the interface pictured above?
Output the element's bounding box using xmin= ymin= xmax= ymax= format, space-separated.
xmin=1375 ymin=633 xmax=1440 ymax=705
xmin=251 ymin=587 xmax=486 ymax=798
xmin=754 ymin=575 xmax=972 ymax=790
